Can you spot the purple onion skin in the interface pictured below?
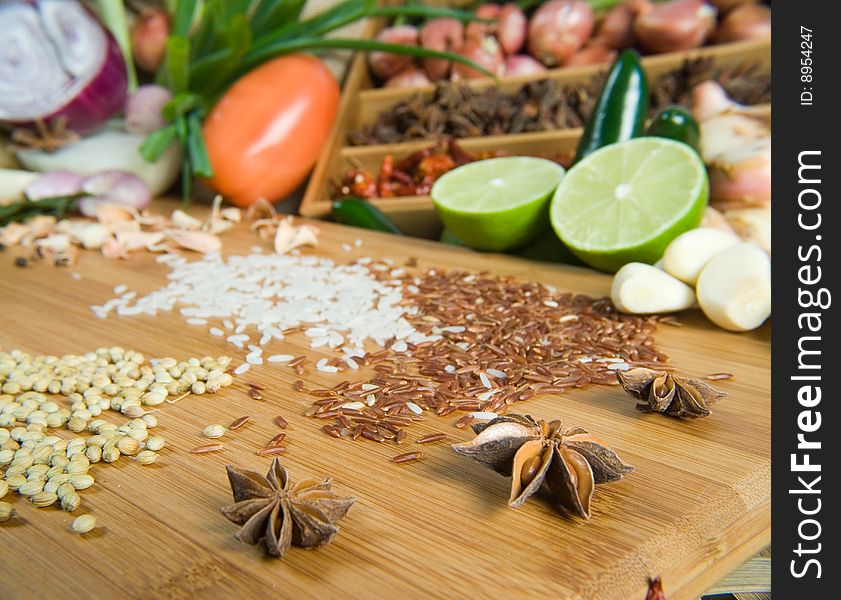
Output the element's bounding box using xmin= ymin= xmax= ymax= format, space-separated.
xmin=1 ymin=2 xmax=128 ymax=135
xmin=25 ymin=170 xmax=85 ymax=201
xmin=49 ymin=32 xmax=128 ymax=134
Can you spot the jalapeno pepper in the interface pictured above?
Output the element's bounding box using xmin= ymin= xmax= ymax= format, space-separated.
xmin=574 ymin=49 xmax=649 ymax=164
xmin=646 ymin=105 xmax=701 ymax=153
xmin=331 ymin=197 xmax=403 ymax=234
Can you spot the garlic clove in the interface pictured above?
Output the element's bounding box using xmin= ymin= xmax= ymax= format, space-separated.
xmin=273 ymin=218 xmax=297 ymax=254
xmin=36 ymin=233 xmax=71 ymax=254
xmin=290 ymin=224 xmax=319 ymax=249
xmin=611 ymin=262 xmax=696 ymax=314
xmin=219 ymin=207 xmax=241 ymax=223
xmin=73 ymin=223 xmax=111 ymax=249
xmin=696 ymin=243 xmax=771 ymax=332
xmin=95 ymin=202 xmax=140 ymax=226
xmin=171 ymin=209 xmax=202 ymax=230
xmin=100 ymin=235 xmax=125 ymax=259
xmin=166 ymin=230 xmax=222 ymax=253
xmin=0 ymin=223 xmax=28 ymax=246
xmin=273 ymin=218 xmax=319 ymax=255
xmin=116 ymin=230 xmax=165 ymax=252
xmin=662 ymin=227 xmax=740 ymax=285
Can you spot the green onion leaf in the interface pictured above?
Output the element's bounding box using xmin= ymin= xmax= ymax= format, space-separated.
xmin=162 ymin=93 xmax=206 ymax=122
xmin=139 ymin=124 xmax=178 ymax=163
xmin=172 ymin=0 xmax=199 ymax=37
xmin=370 ymin=5 xmax=489 ymax=23
xmin=186 ymin=112 xmax=213 ymax=179
xmin=163 ymin=36 xmax=191 ymax=94
xmin=238 ymin=37 xmax=495 ymax=79
xmin=251 ymin=0 xmax=308 ymax=36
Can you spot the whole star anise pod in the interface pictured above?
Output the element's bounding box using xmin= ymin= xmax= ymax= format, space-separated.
xmin=645 ymin=576 xmax=666 ymax=600
xmin=452 ymin=414 xmax=633 ymax=519
xmin=220 ymin=458 xmax=356 ymax=557
xmin=617 ymin=368 xmax=726 ymax=419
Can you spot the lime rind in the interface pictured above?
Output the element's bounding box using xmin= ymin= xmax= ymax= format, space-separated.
xmin=550 ymin=138 xmax=708 ymax=272
xmin=432 ymin=157 xmax=565 ymax=251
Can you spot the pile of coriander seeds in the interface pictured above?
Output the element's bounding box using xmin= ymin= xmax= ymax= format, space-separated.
xmin=0 ymin=347 xmax=234 ymax=529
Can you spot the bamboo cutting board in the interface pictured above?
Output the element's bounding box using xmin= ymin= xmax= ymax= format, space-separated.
xmin=0 ymin=203 xmax=770 ymax=600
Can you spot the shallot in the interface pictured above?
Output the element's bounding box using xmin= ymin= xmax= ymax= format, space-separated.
xmin=528 ymin=0 xmax=595 ymax=67
xmin=77 ymin=171 xmax=151 ymax=217
xmin=385 ymin=68 xmax=432 ymax=89
xmin=497 ymin=4 xmax=528 ymax=55
xmin=368 ymin=26 xmax=419 ymax=81
xmin=634 ymin=0 xmax=717 ymax=53
xmin=130 ymin=8 xmax=170 ymax=73
xmin=565 ymin=43 xmax=617 ymax=67
xmin=24 ymin=171 xmax=84 ymax=201
xmin=124 ymin=85 xmax=172 ymax=135
xmin=595 ymin=2 xmax=643 ymax=50
xmin=0 ymin=0 xmax=128 ymax=134
xmin=708 ymin=0 xmax=759 ymax=13
xmin=419 ymin=18 xmax=464 ymax=80
xmin=452 ymin=36 xmax=505 ymax=80
xmin=465 ymin=4 xmax=500 ymax=42
xmin=504 ymin=55 xmax=547 ymax=77
xmin=16 ymin=123 xmax=182 ymax=196
xmin=714 ymin=4 xmax=771 ymax=44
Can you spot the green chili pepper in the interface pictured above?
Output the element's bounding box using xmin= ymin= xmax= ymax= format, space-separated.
xmin=331 ymin=197 xmax=403 ymax=234
xmin=646 ymin=105 xmax=701 ymax=153
xmin=574 ymin=49 xmax=649 ymax=164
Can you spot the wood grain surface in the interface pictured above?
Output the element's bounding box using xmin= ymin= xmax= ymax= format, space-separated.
xmin=0 ymin=202 xmax=770 ymax=600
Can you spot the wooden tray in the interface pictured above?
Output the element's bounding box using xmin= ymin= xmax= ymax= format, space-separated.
xmin=0 ymin=201 xmax=770 ymax=599
xmin=301 ymin=36 xmax=770 ymax=238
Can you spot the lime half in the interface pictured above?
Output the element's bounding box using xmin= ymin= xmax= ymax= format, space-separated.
xmin=550 ymin=138 xmax=708 ymax=272
xmin=432 ymin=157 xmax=565 ymax=251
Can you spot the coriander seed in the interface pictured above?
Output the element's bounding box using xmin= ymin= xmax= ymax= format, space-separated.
xmin=71 ymin=514 xmax=96 ymax=534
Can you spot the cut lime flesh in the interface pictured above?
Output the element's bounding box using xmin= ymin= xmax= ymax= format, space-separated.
xmin=550 ymin=138 xmax=708 ymax=272
xmin=432 ymin=157 xmax=565 ymax=252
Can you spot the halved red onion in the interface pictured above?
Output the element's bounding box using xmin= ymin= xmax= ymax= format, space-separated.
xmin=0 ymin=0 xmax=127 ymax=134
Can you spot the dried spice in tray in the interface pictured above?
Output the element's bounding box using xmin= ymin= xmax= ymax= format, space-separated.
xmin=332 ymin=139 xmax=491 ymax=199
xmin=348 ymin=58 xmax=771 ymax=145
xmin=331 ymin=139 xmax=574 ymax=200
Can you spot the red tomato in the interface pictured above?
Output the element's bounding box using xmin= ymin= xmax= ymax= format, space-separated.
xmin=203 ymin=54 xmax=340 ymax=207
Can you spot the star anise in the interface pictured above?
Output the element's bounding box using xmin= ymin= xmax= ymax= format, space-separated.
xmin=220 ymin=458 xmax=356 ymax=558
xmin=645 ymin=576 xmax=666 ymax=600
xmin=617 ymin=368 xmax=726 ymax=419
xmin=452 ymin=414 xmax=633 ymax=519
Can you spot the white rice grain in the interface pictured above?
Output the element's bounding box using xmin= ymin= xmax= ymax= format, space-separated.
xmin=469 ymin=412 xmax=498 ymax=420
xmin=234 ymin=363 xmax=250 ymax=375
xmin=267 ymin=354 xmax=294 ymax=363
